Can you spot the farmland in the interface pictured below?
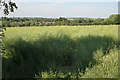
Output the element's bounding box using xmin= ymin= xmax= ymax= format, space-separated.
xmin=2 ymin=25 xmax=119 ymax=78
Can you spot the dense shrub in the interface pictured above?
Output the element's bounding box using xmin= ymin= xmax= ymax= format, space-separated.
xmin=2 ymin=34 xmax=118 ymax=78
xmin=2 ymin=26 xmax=119 ymax=78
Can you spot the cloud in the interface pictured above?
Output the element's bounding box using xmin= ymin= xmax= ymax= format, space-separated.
xmin=7 ymin=2 xmax=117 ymax=18
xmin=13 ymin=0 xmax=118 ymax=2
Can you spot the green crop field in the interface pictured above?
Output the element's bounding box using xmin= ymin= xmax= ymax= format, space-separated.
xmin=2 ymin=25 xmax=119 ymax=78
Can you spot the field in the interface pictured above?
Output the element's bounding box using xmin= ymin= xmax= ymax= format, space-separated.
xmin=2 ymin=25 xmax=119 ymax=78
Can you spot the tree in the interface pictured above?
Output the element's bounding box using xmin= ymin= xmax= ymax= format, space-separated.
xmin=0 ymin=0 xmax=18 ymax=15
xmin=109 ymin=14 xmax=120 ymax=24
xmin=93 ymin=18 xmax=104 ymax=25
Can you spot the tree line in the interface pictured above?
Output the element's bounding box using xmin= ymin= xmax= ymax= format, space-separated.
xmin=2 ymin=14 xmax=120 ymax=27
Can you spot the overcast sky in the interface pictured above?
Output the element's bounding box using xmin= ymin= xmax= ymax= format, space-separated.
xmin=13 ymin=0 xmax=119 ymax=2
xmin=6 ymin=1 xmax=118 ymax=18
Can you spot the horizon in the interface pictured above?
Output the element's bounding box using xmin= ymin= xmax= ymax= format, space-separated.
xmin=5 ymin=13 xmax=118 ymax=19
xmin=4 ymin=16 xmax=110 ymax=19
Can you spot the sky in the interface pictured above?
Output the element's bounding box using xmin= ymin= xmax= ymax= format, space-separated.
xmin=5 ymin=1 xmax=118 ymax=18
xmin=12 ymin=0 xmax=119 ymax=2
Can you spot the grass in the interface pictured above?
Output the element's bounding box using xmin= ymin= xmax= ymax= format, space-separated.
xmin=82 ymin=48 xmax=118 ymax=78
xmin=35 ymin=48 xmax=118 ymax=78
xmin=2 ymin=25 xmax=119 ymax=78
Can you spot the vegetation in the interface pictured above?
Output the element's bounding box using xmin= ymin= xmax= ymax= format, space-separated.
xmin=0 ymin=0 xmax=18 ymax=15
xmin=2 ymin=25 xmax=119 ymax=78
xmin=0 ymin=0 xmax=119 ymax=79
xmin=1 ymin=14 xmax=120 ymax=27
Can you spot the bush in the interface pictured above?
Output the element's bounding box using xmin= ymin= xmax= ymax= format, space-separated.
xmin=2 ymin=34 xmax=118 ymax=78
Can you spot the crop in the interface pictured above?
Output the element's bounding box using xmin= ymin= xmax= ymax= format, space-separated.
xmin=2 ymin=25 xmax=119 ymax=78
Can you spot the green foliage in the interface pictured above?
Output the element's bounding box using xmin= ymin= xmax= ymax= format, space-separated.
xmin=2 ymin=26 xmax=119 ymax=78
xmin=1 ymin=14 xmax=119 ymax=27
xmin=0 ymin=0 xmax=18 ymax=15
xmin=35 ymin=48 xmax=118 ymax=78
xmin=82 ymin=48 xmax=118 ymax=78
